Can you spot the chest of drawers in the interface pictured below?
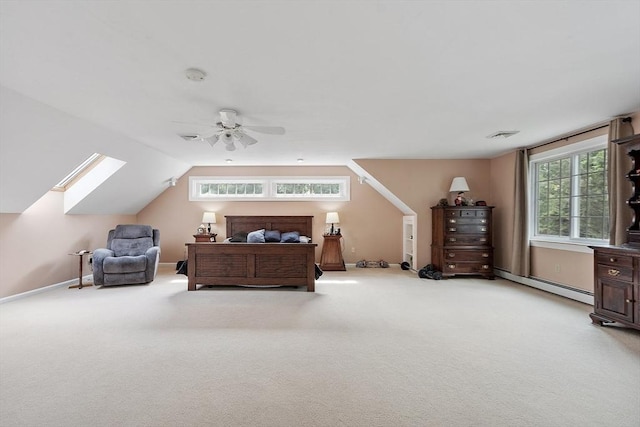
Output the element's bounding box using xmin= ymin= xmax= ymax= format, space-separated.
xmin=431 ymin=206 xmax=494 ymax=279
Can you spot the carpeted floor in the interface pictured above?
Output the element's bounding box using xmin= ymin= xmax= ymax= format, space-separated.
xmin=1 ymin=265 xmax=639 ymax=427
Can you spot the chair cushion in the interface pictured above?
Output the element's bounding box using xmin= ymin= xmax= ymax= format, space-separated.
xmin=110 ymin=224 xmax=155 ymax=257
xmin=113 ymin=224 xmax=153 ymax=239
xmin=112 ymin=237 xmax=153 ymax=257
xmin=103 ymin=255 xmax=147 ymax=273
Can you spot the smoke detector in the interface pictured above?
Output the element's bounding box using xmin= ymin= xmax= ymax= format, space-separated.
xmin=185 ymin=68 xmax=207 ymax=81
xmin=487 ymin=130 xmax=520 ymax=139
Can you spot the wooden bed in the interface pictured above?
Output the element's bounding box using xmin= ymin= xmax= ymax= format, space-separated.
xmin=185 ymin=216 xmax=317 ymax=292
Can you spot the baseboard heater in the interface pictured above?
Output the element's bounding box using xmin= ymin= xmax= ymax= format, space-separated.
xmin=494 ymin=268 xmax=594 ymax=305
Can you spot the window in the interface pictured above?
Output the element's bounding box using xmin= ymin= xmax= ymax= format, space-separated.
xmin=189 ymin=176 xmax=350 ymax=201
xmin=530 ymin=135 xmax=608 ymax=243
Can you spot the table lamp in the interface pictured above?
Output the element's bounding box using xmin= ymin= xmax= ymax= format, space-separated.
xmin=202 ymin=212 xmax=216 ymax=234
xmin=449 ymin=177 xmax=470 ymax=205
xmin=326 ymin=212 xmax=340 ymax=235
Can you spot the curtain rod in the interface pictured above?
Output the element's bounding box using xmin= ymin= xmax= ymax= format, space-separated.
xmin=528 ymin=117 xmax=631 ymax=151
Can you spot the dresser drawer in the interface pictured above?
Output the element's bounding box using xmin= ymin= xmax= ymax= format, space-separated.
xmin=445 ymin=209 xmax=489 ymax=218
xmin=596 ymin=264 xmax=633 ymax=283
xmin=443 ymin=262 xmax=492 ymax=274
xmin=444 ymin=249 xmax=492 ymax=262
xmin=445 ymin=235 xmax=490 ymax=245
xmin=445 ymin=224 xmax=489 ymax=234
xmin=446 ymin=217 xmax=489 ymax=225
xmin=595 ymin=252 xmax=633 ymax=269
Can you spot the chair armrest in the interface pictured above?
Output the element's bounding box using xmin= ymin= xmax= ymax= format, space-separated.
xmin=93 ymin=248 xmax=114 ymax=263
xmin=145 ymin=246 xmax=161 ymax=281
xmin=92 ymin=248 xmax=114 ymax=285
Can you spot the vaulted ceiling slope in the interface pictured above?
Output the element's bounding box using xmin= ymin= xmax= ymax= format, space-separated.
xmin=0 ymin=86 xmax=191 ymax=214
xmin=1 ymin=1 xmax=639 ymax=214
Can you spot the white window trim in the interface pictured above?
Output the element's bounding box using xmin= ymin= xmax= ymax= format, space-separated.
xmin=528 ymin=134 xmax=608 ymax=250
xmin=189 ymin=176 xmax=350 ymax=202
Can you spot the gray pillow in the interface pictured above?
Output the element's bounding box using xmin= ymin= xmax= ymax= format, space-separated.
xmin=229 ymin=231 xmax=248 ymax=242
xmin=264 ymin=230 xmax=281 ymax=242
xmin=280 ymin=231 xmax=300 ymax=243
xmin=247 ymin=229 xmax=266 ymax=243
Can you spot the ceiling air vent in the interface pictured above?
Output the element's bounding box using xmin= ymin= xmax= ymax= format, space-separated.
xmin=486 ymin=130 xmax=520 ymax=139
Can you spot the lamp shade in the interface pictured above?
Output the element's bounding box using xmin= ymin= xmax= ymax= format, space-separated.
xmin=326 ymin=212 xmax=340 ymax=224
xmin=202 ymin=212 xmax=216 ymax=224
xmin=449 ymin=177 xmax=470 ymax=192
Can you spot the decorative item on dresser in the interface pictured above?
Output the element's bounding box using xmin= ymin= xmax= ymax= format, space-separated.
xmin=431 ymin=205 xmax=494 ymax=279
xmin=589 ymin=133 xmax=640 ymax=330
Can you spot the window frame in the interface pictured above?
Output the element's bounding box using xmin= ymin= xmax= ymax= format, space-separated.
xmin=528 ymin=134 xmax=609 ymax=247
xmin=52 ymin=153 xmax=105 ymax=191
xmin=189 ymin=176 xmax=351 ymax=202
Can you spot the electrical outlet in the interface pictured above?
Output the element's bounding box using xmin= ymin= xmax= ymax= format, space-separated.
xmin=351 ymin=247 xmax=356 ymax=253
xmin=554 ymin=264 xmax=561 ymax=273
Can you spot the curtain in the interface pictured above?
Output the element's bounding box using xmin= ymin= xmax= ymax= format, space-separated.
xmin=608 ymin=118 xmax=635 ymax=245
xmin=510 ymin=149 xmax=530 ymax=277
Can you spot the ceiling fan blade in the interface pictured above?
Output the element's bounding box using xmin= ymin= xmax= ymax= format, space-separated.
xmin=236 ymin=133 xmax=258 ymax=148
xmin=204 ymin=134 xmax=219 ymax=147
xmin=242 ymin=125 xmax=285 ymax=135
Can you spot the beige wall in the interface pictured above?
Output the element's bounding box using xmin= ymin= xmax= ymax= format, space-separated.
xmin=530 ymin=247 xmax=594 ymax=292
xmin=0 ymin=192 xmax=134 ymax=298
xmin=137 ymin=165 xmax=403 ymax=266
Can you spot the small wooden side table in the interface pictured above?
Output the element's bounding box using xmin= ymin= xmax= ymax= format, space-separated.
xmin=320 ymin=234 xmax=346 ymax=271
xmin=68 ymin=251 xmax=93 ymax=289
xmin=193 ymin=233 xmax=217 ymax=242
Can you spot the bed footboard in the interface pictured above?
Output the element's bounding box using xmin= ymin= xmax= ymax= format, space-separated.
xmin=185 ymin=243 xmax=317 ymax=292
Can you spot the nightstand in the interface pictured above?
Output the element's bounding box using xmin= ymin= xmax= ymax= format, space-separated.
xmin=193 ymin=233 xmax=217 ymax=242
xmin=320 ymin=234 xmax=346 ymax=271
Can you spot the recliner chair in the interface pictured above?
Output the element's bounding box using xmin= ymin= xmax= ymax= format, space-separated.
xmin=93 ymin=224 xmax=160 ymax=286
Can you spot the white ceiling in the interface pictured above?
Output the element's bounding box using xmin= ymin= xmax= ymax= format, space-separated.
xmin=1 ymin=0 xmax=638 ymax=168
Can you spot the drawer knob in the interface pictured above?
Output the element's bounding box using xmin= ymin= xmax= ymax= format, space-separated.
xmin=481 ymin=219 xmax=487 ymax=224
xmin=609 ymin=257 xmax=616 ymax=263
xmin=449 ymin=238 xmax=457 ymax=242
xmin=482 ymin=265 xmax=489 ymax=269
xmin=448 ymin=253 xmax=455 ymax=258
xmin=448 ymin=264 xmax=456 ymax=269
xmin=608 ymin=269 xmax=620 ymax=277
xmin=449 ymin=219 xmax=457 ymax=224
xmin=479 ymin=238 xmax=487 ymax=242
xmin=625 ymin=299 xmax=634 ymax=303
xmin=480 ymin=227 xmax=487 ymax=232
xmin=449 ymin=228 xmax=457 ymax=232
xmin=482 ymin=253 xmax=489 ymax=258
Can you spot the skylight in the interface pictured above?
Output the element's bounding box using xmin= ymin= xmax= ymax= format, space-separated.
xmin=53 ymin=153 xmax=104 ymax=191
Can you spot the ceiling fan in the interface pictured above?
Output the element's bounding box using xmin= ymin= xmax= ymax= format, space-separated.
xmin=178 ymin=109 xmax=285 ymax=151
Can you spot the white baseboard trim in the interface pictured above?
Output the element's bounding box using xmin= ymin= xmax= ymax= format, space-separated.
xmin=495 ymin=269 xmax=594 ymax=305
xmin=0 ymin=275 xmax=93 ymax=304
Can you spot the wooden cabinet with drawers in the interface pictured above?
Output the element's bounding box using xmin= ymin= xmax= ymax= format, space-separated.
xmin=589 ymin=246 xmax=640 ymax=330
xmin=431 ymin=206 xmax=494 ymax=279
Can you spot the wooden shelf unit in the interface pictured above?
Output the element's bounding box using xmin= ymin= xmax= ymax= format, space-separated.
xmin=590 ymin=133 xmax=640 ymax=330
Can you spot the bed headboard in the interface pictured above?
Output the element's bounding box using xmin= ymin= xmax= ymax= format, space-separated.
xmin=225 ymin=216 xmax=314 ymax=241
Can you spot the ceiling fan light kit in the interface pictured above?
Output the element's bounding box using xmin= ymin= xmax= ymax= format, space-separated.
xmin=179 ymin=109 xmax=284 ymax=151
